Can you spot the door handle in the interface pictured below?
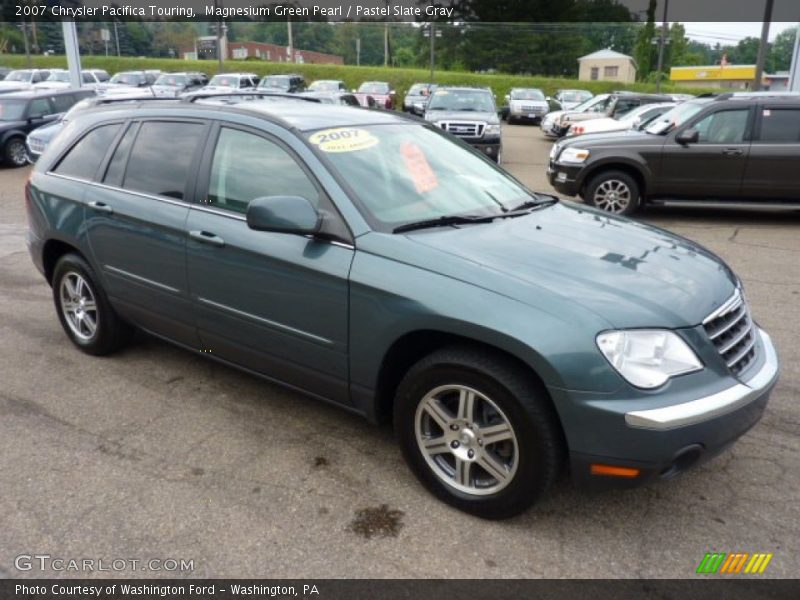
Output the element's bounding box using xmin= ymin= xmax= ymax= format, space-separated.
xmin=87 ymin=201 xmax=113 ymax=214
xmin=189 ymin=230 xmax=225 ymax=247
xmin=722 ymin=148 xmax=743 ymax=156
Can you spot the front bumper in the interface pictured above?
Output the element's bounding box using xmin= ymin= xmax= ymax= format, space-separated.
xmin=547 ymin=161 xmax=584 ymax=196
xmin=557 ymin=328 xmax=779 ymax=490
xmin=459 ymin=137 xmax=501 ymax=161
xmin=510 ymin=110 xmax=546 ymax=123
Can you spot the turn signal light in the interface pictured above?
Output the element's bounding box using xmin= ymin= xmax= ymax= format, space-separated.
xmin=590 ymin=464 xmax=641 ymax=478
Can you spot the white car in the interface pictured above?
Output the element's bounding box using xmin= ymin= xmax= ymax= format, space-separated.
xmin=0 ymin=69 xmax=51 ymax=93
xmin=34 ymin=69 xmax=110 ymax=90
xmin=566 ymin=102 xmax=676 ymax=137
xmin=540 ymin=93 xmax=611 ymax=138
xmin=197 ymin=72 xmax=259 ymax=94
xmin=505 ymin=88 xmax=550 ymax=124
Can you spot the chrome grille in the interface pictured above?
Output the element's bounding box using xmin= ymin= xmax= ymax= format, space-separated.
xmin=439 ymin=121 xmax=485 ymax=138
xmin=703 ymin=290 xmax=757 ymax=375
xmin=520 ymin=105 xmax=546 ymax=113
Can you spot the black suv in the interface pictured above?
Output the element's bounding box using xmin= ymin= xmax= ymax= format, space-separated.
xmin=1 ymin=89 xmax=94 ymax=166
xmin=548 ymin=93 xmax=800 ymax=214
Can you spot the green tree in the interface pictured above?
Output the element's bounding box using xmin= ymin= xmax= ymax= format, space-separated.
xmin=633 ymin=0 xmax=657 ymax=81
xmin=769 ymin=26 xmax=798 ymax=72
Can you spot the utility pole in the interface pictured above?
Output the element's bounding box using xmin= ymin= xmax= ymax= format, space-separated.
xmin=20 ymin=19 xmax=32 ymax=67
xmin=384 ymin=1 xmax=390 ymax=67
xmin=753 ymin=0 xmax=774 ymax=91
xmin=356 ymin=37 xmax=361 ymax=66
xmin=287 ymin=18 xmax=294 ymax=63
xmin=429 ymin=22 xmax=436 ymax=83
xmin=113 ymin=21 xmax=120 ymax=56
xmin=655 ymin=0 xmax=669 ymax=93
xmin=214 ymin=0 xmax=224 ymax=72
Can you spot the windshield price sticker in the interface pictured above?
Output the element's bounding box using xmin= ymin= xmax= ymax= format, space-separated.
xmin=309 ymin=128 xmax=378 ymax=153
xmin=400 ymin=141 xmax=439 ymax=194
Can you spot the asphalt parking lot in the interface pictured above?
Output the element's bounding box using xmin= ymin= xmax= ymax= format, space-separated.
xmin=1 ymin=123 xmax=798 ymax=579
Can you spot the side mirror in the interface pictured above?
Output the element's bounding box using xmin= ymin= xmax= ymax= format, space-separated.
xmin=676 ymin=128 xmax=699 ymax=145
xmin=246 ymin=196 xmax=321 ymax=235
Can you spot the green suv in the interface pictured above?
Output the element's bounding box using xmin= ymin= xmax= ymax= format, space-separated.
xmin=26 ymin=98 xmax=778 ymax=518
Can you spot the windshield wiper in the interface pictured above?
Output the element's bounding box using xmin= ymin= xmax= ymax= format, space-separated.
xmin=507 ymin=195 xmax=559 ymax=213
xmin=393 ymin=214 xmax=498 ymax=234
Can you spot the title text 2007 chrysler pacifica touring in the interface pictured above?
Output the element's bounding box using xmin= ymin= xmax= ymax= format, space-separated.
xmin=26 ymin=98 xmax=779 ymax=518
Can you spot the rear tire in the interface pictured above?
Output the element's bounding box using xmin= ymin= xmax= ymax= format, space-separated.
xmin=394 ymin=346 xmax=564 ymax=519
xmin=52 ymin=253 xmax=133 ymax=355
xmin=584 ymin=170 xmax=641 ymax=216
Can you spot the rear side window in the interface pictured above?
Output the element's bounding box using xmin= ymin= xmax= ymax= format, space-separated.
xmin=27 ymin=98 xmax=52 ymax=118
xmin=758 ymin=108 xmax=800 ymax=142
xmin=102 ymin=123 xmax=137 ymax=187
xmin=51 ymin=94 xmax=76 ymax=113
xmin=54 ymin=123 xmax=122 ymax=180
xmin=122 ymin=121 xmax=205 ymax=200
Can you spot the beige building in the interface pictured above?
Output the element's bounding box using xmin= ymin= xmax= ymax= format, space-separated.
xmin=578 ymin=49 xmax=637 ymax=84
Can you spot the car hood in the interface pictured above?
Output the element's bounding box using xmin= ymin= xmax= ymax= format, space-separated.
xmin=556 ymin=129 xmax=662 ymax=152
xmin=425 ymin=110 xmax=499 ymax=124
xmin=379 ymin=202 xmax=736 ymax=329
xmin=0 ymin=81 xmax=31 ymax=91
xmin=28 ymin=120 xmax=64 ymax=142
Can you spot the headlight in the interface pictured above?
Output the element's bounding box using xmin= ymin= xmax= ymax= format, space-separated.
xmin=596 ymin=330 xmax=703 ymax=389
xmin=558 ymin=147 xmax=590 ymax=164
xmin=485 ymin=124 xmax=501 ymax=135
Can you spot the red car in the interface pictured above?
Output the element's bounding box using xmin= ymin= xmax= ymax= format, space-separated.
xmin=353 ymin=81 xmax=395 ymax=109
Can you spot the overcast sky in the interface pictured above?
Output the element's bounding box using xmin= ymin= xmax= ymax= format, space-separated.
xmin=681 ymin=22 xmax=797 ymax=45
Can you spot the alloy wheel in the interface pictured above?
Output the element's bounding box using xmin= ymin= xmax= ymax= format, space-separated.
xmin=59 ymin=271 xmax=99 ymax=341
xmin=593 ymin=179 xmax=631 ymax=213
xmin=414 ymin=384 xmax=519 ymax=496
xmin=7 ymin=140 xmax=27 ymax=166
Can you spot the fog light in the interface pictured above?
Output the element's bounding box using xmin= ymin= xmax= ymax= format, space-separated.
xmin=556 ymin=172 xmax=567 ymax=182
xmin=485 ymin=147 xmax=493 ymax=154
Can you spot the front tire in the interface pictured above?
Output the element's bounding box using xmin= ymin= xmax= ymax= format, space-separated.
xmin=394 ymin=347 xmax=564 ymax=519
xmin=584 ymin=170 xmax=641 ymax=215
xmin=52 ymin=253 xmax=133 ymax=355
xmin=4 ymin=137 xmax=28 ymax=167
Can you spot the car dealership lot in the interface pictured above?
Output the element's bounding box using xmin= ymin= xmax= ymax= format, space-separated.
xmin=1 ymin=124 xmax=798 ymax=578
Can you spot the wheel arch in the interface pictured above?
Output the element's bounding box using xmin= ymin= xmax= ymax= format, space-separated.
xmin=372 ymin=329 xmax=564 ymax=436
xmin=42 ymin=238 xmax=87 ymax=285
xmin=579 ymin=161 xmax=649 ymax=201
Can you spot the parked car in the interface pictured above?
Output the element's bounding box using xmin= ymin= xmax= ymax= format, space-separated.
xmin=308 ymin=79 xmax=347 ymax=93
xmin=566 ymin=102 xmax=676 ymax=137
xmin=26 ymin=94 xmax=158 ymax=163
xmin=548 ymin=92 xmax=800 ymax=215
xmin=0 ymin=67 xmax=12 ymax=81
xmin=403 ymin=82 xmax=437 ymax=115
xmin=552 ymin=89 xmax=594 ymax=110
xmin=199 ymin=72 xmax=258 ymax=93
xmin=353 ymin=82 xmax=395 ymax=109
xmin=34 ymin=69 xmax=111 ymax=90
xmin=151 ymin=72 xmax=206 ymax=98
xmin=27 ymin=98 xmax=778 ymax=518
xmin=505 ymin=88 xmax=550 ymax=124
xmin=258 ymin=74 xmax=307 ymax=93
xmin=424 ymin=86 xmax=502 ymax=162
xmin=550 ymin=92 xmax=673 ymax=138
xmin=0 ymin=88 xmax=93 ymax=166
xmin=0 ymin=69 xmax=52 ymax=93
xmin=299 ymin=91 xmax=362 ymax=106
xmin=541 ymin=93 xmax=611 ymax=138
xmin=96 ymin=71 xmax=159 ymax=96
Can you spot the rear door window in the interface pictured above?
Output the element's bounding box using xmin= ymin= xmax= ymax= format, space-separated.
xmin=757 ymin=108 xmax=800 ymax=142
xmin=51 ymin=94 xmax=76 ymax=113
xmin=27 ymin=98 xmax=52 ymax=118
xmin=121 ymin=121 xmax=206 ymax=200
xmin=54 ymin=123 xmax=123 ymax=181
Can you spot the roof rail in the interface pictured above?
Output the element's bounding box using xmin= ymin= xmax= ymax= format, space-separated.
xmin=92 ymin=95 xmax=175 ymax=105
xmin=183 ymin=90 xmax=321 ymax=103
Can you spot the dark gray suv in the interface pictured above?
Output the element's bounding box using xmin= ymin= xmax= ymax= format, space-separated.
xmin=27 ymin=98 xmax=778 ymax=518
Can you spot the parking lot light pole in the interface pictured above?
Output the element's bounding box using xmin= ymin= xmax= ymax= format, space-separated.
xmin=753 ymin=0 xmax=774 ymax=91
xmin=789 ymin=25 xmax=800 ymax=92
xmin=62 ymin=21 xmax=83 ymax=89
xmin=655 ymin=0 xmax=669 ymax=94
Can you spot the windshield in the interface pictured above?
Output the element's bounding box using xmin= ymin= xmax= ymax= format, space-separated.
xmin=309 ymin=80 xmax=340 ymax=91
xmin=5 ymin=70 xmax=31 ymax=82
xmin=0 ymin=99 xmax=27 ymax=120
xmin=571 ymin=94 xmax=606 ymax=112
xmin=510 ymin=89 xmax=545 ymax=101
xmin=645 ymin=100 xmax=710 ymax=134
xmin=208 ymin=75 xmax=240 ymax=88
xmin=427 ymin=89 xmax=495 ymax=112
xmin=155 ymin=74 xmax=187 ymax=86
xmin=110 ymin=73 xmax=143 ymax=86
xmin=560 ymin=90 xmax=593 ymax=103
xmin=408 ymin=84 xmax=431 ymax=95
xmin=308 ymin=124 xmax=535 ymax=230
xmin=358 ymin=82 xmax=390 ymax=94
xmin=46 ymin=72 xmax=70 ymax=82
xmin=261 ymin=76 xmax=290 ymax=89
